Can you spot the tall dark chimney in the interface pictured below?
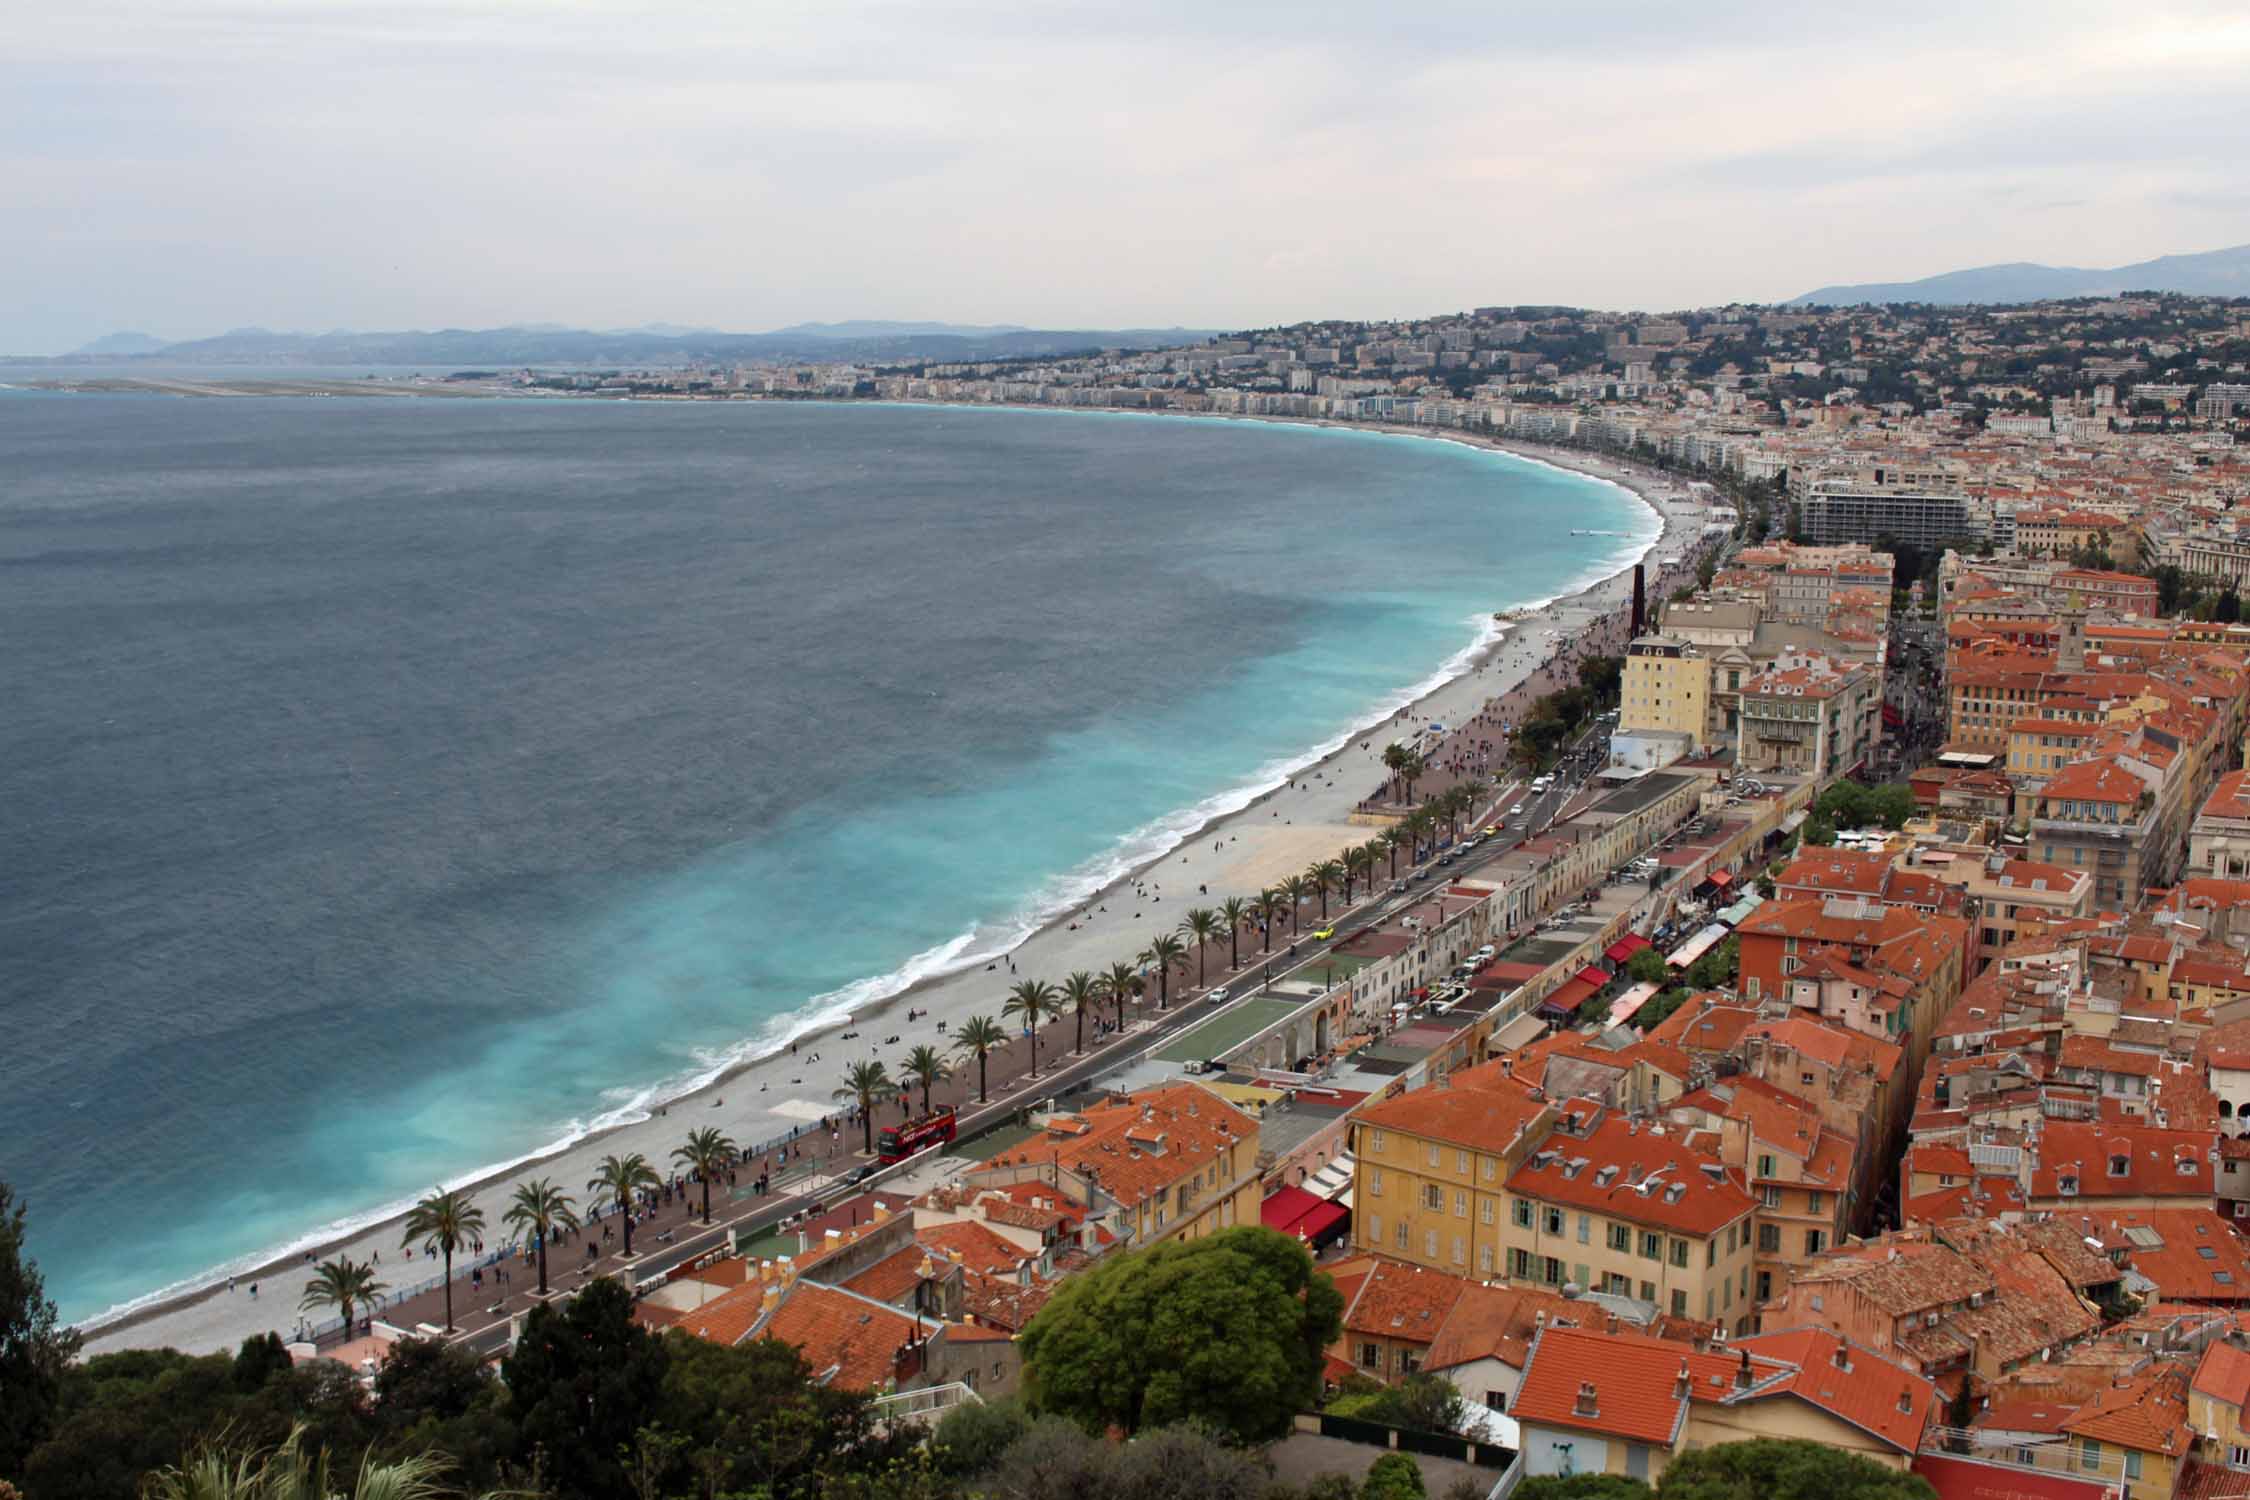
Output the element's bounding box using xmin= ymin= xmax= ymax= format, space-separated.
xmin=1631 ymin=564 xmax=1646 ymax=637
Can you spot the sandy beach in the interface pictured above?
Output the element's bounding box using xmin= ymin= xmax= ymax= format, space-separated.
xmin=82 ymin=421 xmax=1713 ymax=1355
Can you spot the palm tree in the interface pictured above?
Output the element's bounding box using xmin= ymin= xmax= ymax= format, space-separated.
xmin=836 ymin=1060 xmax=894 ymax=1154
xmin=1058 ymin=970 xmax=1101 ymax=1055
xmin=1382 ymin=740 xmax=1412 ymax=801
xmin=901 ymin=1043 xmax=952 ymax=1114
xmin=1404 ymin=809 xmax=1436 ymax=861
xmin=1345 ymin=844 xmax=1377 ymax=902
xmin=588 ymin=1152 xmax=662 ymax=1258
xmin=1179 ymin=907 xmax=1224 ymax=985
xmin=143 ymin=1426 xmax=468 ymax=1500
xmin=1402 ymin=751 xmax=1427 ymax=804
xmin=1308 ymin=860 xmax=1344 ymax=920
xmin=1279 ymin=874 xmax=1310 ymax=935
xmin=503 ymin=1178 xmax=579 ymax=1297
xmin=1099 ymin=960 xmax=1141 ymax=1033
xmin=1218 ymin=896 xmax=1251 ymax=970
xmin=399 ymin=1187 xmax=485 ymax=1333
xmin=299 ymin=1256 xmax=386 ymax=1338
xmin=671 ymin=1127 xmax=737 ymax=1224
xmin=1139 ymin=932 xmax=1188 ymax=1010
xmin=1252 ymin=888 xmax=1287 ymax=952
xmin=953 ymin=1015 xmax=1008 ymax=1103
xmin=1003 ymin=978 xmax=1061 ymax=1076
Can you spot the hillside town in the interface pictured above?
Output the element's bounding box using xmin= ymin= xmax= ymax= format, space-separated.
xmin=19 ymin=292 xmax=2250 ymax=1500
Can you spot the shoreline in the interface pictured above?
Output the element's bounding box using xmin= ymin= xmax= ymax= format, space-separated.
xmin=77 ymin=406 xmax=1707 ymax=1353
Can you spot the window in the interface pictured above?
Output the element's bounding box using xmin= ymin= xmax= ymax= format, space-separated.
xmin=1424 ymin=1184 xmax=1444 ymax=1211
xmin=1360 ymin=1342 xmax=1380 ymax=1369
xmin=2228 ymin=1445 xmax=2250 ymax=1471
xmin=1605 ymin=1271 xmax=1632 ymax=1295
xmin=1640 ymin=1231 xmax=1662 ymax=1260
xmin=1487 ymin=1390 xmax=1507 ymax=1414
xmin=1512 ymin=1199 xmax=1533 ymax=1229
xmin=1804 ymin=1230 xmax=1825 ymax=1256
xmin=1759 ymin=1224 xmax=1781 ymax=1252
xmin=1544 ymin=1207 xmax=1565 ymax=1236
xmin=1509 ymin=1248 xmax=1531 ymax=1277
xmin=1427 ymin=1144 xmax=1441 ymax=1167
xmin=1458 ymin=1150 xmax=1471 ymax=1175
xmin=1576 ymin=1214 xmax=1591 ymax=1244
xmin=1761 ymin=1185 xmax=1781 ymax=1208
xmin=1480 ymin=1246 xmax=1495 ymax=1274
xmin=1608 ymin=1223 xmax=1631 ymax=1251
xmin=1671 ymin=1289 xmax=1688 ymax=1317
xmin=1708 ymin=1238 xmax=1718 ymax=1267
xmin=2125 ymin=1452 xmax=2142 ymax=1481
xmin=2080 ymin=1440 xmax=2102 ymax=1473
xmin=1670 ymin=1238 xmax=1689 ymax=1268
xmin=1806 ymin=1191 xmax=1823 ymax=1214
xmin=1757 ymin=1153 xmax=1776 ymax=1177
xmin=1543 ymin=1256 xmax=1564 ymax=1285
xmin=1480 ymin=1199 xmax=1495 ymax=1226
xmin=1639 ymin=1280 xmax=1656 ymax=1302
xmin=1426 ymin=1230 xmax=1439 ymax=1259
xmin=1370 ymin=1130 xmax=1387 ymax=1154
xmin=1370 ymin=1168 xmax=1384 ymax=1197
xmin=1369 ymin=1215 xmax=1383 ymax=1243
xmin=1395 ymin=1222 xmax=1410 ymax=1250
xmin=1481 ymin=1156 xmax=1496 ymax=1181
xmin=1757 ymin=1271 xmax=1772 ymax=1301
xmin=1453 ymin=1236 xmax=1467 ymax=1266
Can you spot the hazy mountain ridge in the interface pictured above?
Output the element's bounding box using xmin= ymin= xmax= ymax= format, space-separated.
xmin=1789 ymin=243 xmax=2250 ymax=306
xmin=27 ymin=322 xmax=1216 ymax=365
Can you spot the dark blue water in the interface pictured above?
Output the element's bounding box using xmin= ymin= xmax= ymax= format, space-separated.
xmin=0 ymin=395 xmax=1650 ymax=1321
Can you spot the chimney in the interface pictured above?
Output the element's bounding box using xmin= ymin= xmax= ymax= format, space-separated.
xmin=1897 ymin=1391 xmax=1914 ymax=1415
xmin=1574 ymin=1380 xmax=1600 ymax=1417
xmin=1734 ymin=1349 xmax=1754 ymax=1390
xmin=1674 ymin=1361 xmax=1692 ymax=1399
xmin=1832 ymin=1344 xmax=1852 ymax=1373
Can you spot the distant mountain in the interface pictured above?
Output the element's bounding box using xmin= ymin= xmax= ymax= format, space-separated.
xmin=71 ymin=331 xmax=170 ymax=355
xmin=1789 ymin=243 xmax=2250 ymax=306
xmin=21 ymin=322 xmax=1214 ymax=366
xmin=768 ymin=320 xmax=1033 ymax=339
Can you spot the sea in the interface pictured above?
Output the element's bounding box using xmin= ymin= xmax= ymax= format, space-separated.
xmin=0 ymin=393 xmax=1656 ymax=1324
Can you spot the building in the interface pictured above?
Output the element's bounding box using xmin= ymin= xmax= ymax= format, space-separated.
xmin=1500 ymin=1101 xmax=1761 ymax=1333
xmin=1013 ymin=1082 xmax=1262 ymax=1248
xmin=1801 ymin=467 xmax=1987 ymax=550
xmin=1616 ymin=635 xmax=1712 ymax=766
xmin=1735 ymin=654 xmax=1880 ymax=781
xmin=2191 ymin=771 xmax=2250 ymax=880
xmin=2027 ymin=756 xmax=2164 ymax=908
xmin=1348 ymin=1073 xmax=1556 ymax=1277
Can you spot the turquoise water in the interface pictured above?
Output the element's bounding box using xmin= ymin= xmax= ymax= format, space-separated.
xmin=0 ymin=397 xmax=1653 ymax=1322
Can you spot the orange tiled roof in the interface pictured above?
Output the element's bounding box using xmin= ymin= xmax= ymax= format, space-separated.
xmin=1732 ymin=1328 xmax=1936 ymax=1453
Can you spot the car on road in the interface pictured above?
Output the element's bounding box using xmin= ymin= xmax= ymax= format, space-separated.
xmin=1207 ymin=986 xmax=1229 ymax=1004
xmin=843 ymin=1164 xmax=878 ymax=1188
xmin=1311 ymin=926 xmax=1335 ymax=940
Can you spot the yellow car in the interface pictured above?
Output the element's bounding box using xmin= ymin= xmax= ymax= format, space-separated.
xmin=1483 ymin=824 xmax=1501 ymax=836
xmin=1312 ymin=926 xmax=1335 ymax=941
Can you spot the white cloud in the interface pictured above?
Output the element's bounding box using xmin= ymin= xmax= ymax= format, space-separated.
xmin=2 ymin=0 xmax=2247 ymax=351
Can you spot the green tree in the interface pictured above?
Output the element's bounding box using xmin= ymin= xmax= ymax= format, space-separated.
xmin=951 ymin=1015 xmax=1008 ymax=1104
xmin=587 ymin=1153 xmax=662 ymax=1258
xmin=653 ymin=1330 xmax=904 ymax=1498
xmin=502 ymin=1178 xmax=579 ymax=1297
xmin=1218 ymin=897 xmax=1251 ymax=970
xmin=2221 ymin=587 xmax=2243 ymax=625
xmin=1018 ymin=1225 xmax=1343 ymax=1442
xmin=836 ymin=1061 xmax=895 ymax=1154
xmin=400 ymin=1187 xmax=487 ymax=1333
xmin=1802 ymin=815 xmax=1836 ymax=846
xmin=670 ymin=1127 xmax=737 ymax=1224
xmin=1362 ymin=1452 xmax=1426 ymax=1500
xmin=1139 ymin=933 xmax=1188 ymax=1009
xmin=1625 ymin=948 xmax=1670 ymax=986
xmin=1100 ymin=961 xmax=1142 ymax=1033
xmin=139 ymin=1427 xmax=464 ymax=1500
xmin=232 ymin=1332 xmax=293 ymax=1393
xmin=299 ymin=1257 xmax=386 ymax=1339
xmin=1382 ymin=741 xmax=1414 ymax=802
xmin=1252 ymin=889 xmax=1288 ymax=953
xmin=0 ymin=1181 xmax=80 ymax=1477
xmin=1519 ymin=1476 xmax=1654 ymax=1500
xmin=502 ymin=1278 xmax=668 ymax=1500
xmin=900 ymin=1043 xmax=953 ymax=1115
xmin=930 ymin=1395 xmax=1030 ymax=1477
xmin=1577 ymin=654 xmax=1624 ymax=701
xmin=1345 ymin=844 xmax=1379 ymax=903
xmin=1003 ymin=980 xmax=1061 ymax=1077
xmin=1057 ymin=972 xmax=1101 ymax=1057
xmin=1655 ymin=1438 xmax=1936 ymax=1500
xmin=1180 ymin=907 xmax=1225 ymax=985
xmin=1308 ymin=861 xmax=1345 ymax=921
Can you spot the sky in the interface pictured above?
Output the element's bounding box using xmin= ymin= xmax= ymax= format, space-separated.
xmin=7 ymin=0 xmax=2250 ymax=354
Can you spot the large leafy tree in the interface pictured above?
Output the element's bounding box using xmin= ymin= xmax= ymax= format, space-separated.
xmin=1656 ymin=1438 xmax=1936 ymax=1500
xmin=1018 ymin=1225 xmax=1343 ymax=1443
xmin=654 ymin=1331 xmax=909 ymax=1498
xmin=0 ymin=1180 xmax=81 ymax=1478
xmin=501 ymin=1277 xmax=668 ymax=1500
xmin=400 ymin=1187 xmax=486 ymax=1333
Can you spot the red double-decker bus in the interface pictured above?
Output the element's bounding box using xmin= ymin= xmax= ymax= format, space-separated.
xmin=879 ymin=1105 xmax=957 ymax=1164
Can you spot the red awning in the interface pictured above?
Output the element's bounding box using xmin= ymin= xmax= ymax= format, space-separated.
xmin=1706 ymin=869 xmax=1735 ymax=888
xmin=1294 ymin=1200 xmax=1350 ymax=1246
xmin=1604 ymin=935 xmax=1653 ymax=963
xmin=1261 ymin=1186 xmax=1323 ymax=1235
xmin=1913 ymin=1454 xmax=2119 ymax=1500
xmin=1540 ymin=976 xmax=1600 ymax=1016
xmin=1577 ymin=966 xmax=1612 ymax=986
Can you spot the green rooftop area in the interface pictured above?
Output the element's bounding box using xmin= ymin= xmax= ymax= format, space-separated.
xmin=1151 ymin=996 xmax=1304 ymax=1065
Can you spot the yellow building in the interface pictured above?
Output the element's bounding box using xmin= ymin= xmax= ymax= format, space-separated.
xmin=1620 ymin=635 xmax=1712 ymax=741
xmin=1024 ymin=1081 xmax=1261 ymax=1247
xmin=1349 ymin=1077 xmax=1555 ymax=1278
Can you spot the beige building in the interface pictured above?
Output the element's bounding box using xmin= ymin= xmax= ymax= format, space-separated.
xmin=1022 ymin=1081 xmax=1262 ymax=1248
xmin=1620 ymin=635 xmax=1712 ymax=741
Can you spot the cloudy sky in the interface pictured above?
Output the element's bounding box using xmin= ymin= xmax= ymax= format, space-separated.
xmin=8 ymin=0 xmax=2250 ymax=353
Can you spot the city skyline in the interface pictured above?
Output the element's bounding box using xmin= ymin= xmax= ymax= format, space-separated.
xmin=9 ymin=0 xmax=2250 ymax=355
